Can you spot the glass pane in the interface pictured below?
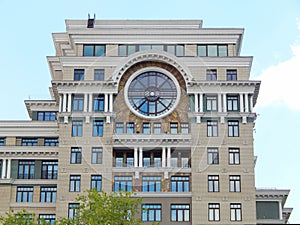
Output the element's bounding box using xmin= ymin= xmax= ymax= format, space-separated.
xmin=176 ymin=45 xmax=184 ymax=56
xmin=218 ymin=45 xmax=228 ymax=56
xmin=83 ymin=45 xmax=93 ymax=56
xmin=119 ymin=45 xmax=126 ymax=56
xmin=95 ymin=45 xmax=105 ymax=56
xmin=198 ymin=45 xmax=206 ymax=56
xmin=208 ymin=45 xmax=218 ymax=56
xmin=128 ymin=45 xmax=136 ymax=55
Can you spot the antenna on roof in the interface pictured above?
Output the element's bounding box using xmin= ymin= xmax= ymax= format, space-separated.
xmin=87 ymin=13 xmax=96 ymax=28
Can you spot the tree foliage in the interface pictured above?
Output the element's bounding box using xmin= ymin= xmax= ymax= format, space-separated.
xmin=0 ymin=209 xmax=51 ymax=225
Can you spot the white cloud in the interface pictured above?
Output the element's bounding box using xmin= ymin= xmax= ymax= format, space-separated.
xmin=256 ymin=44 xmax=300 ymax=110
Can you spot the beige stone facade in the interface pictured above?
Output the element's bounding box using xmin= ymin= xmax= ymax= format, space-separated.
xmin=0 ymin=19 xmax=292 ymax=224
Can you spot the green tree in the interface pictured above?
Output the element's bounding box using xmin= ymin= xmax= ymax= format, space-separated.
xmin=0 ymin=209 xmax=51 ymax=225
xmin=57 ymin=189 xmax=143 ymax=225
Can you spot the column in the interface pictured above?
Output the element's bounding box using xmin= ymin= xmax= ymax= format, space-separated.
xmin=134 ymin=147 xmax=138 ymax=168
xmin=199 ymin=93 xmax=203 ymax=112
xmin=162 ymin=147 xmax=166 ymax=168
xmin=222 ymin=94 xmax=227 ymax=112
xmin=1 ymin=159 xmax=6 ymax=179
xmin=109 ymin=94 xmax=113 ymax=113
xmin=218 ymin=94 xmax=222 ymax=112
xmin=84 ymin=94 xmax=88 ymax=112
xmin=6 ymin=159 xmax=11 ymax=179
xmin=139 ymin=147 xmax=143 ymax=167
xmin=194 ymin=94 xmax=199 ymax=113
xmin=89 ymin=94 xmax=93 ymax=112
xmin=67 ymin=94 xmax=72 ymax=112
xmin=239 ymin=94 xmax=244 ymax=113
xmin=245 ymin=94 xmax=249 ymax=112
xmin=104 ymin=94 xmax=108 ymax=112
xmin=59 ymin=95 xmax=62 ymax=112
xmin=62 ymin=93 xmax=67 ymax=112
xmin=249 ymin=95 xmax=253 ymax=112
xmin=167 ymin=147 xmax=171 ymax=167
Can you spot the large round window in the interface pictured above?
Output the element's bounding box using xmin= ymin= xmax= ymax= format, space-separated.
xmin=124 ymin=67 xmax=180 ymax=119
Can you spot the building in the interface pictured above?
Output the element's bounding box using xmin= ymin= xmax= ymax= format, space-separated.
xmin=0 ymin=18 xmax=292 ymax=224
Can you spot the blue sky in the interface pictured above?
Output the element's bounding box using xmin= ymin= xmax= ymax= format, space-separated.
xmin=0 ymin=0 xmax=299 ymax=222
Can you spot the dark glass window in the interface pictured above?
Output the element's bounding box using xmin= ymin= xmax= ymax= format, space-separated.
xmin=171 ymin=176 xmax=190 ymax=192
xmin=126 ymin=122 xmax=135 ymax=134
xmin=229 ymin=175 xmax=241 ymax=192
xmin=205 ymin=95 xmax=218 ymax=111
xmin=227 ymin=69 xmax=237 ymax=80
xmin=208 ymin=45 xmax=218 ymax=56
xmin=206 ymin=69 xmax=217 ymax=81
xmin=22 ymin=138 xmax=38 ymax=146
xmin=0 ymin=138 xmax=5 ymax=146
xmin=42 ymin=161 xmax=58 ymax=179
xmin=40 ymin=187 xmax=57 ymax=202
xmin=18 ymin=161 xmax=35 ymax=179
xmin=94 ymin=69 xmax=104 ymax=81
xmin=93 ymin=94 xmax=104 ymax=111
xmin=229 ymin=148 xmax=240 ymax=165
xmin=70 ymin=147 xmax=82 ymax=164
xmin=208 ymin=175 xmax=219 ymax=192
xmin=171 ymin=204 xmax=190 ymax=222
xmin=83 ymin=45 xmax=105 ymax=56
xmin=115 ymin=122 xmax=124 ymax=134
xmin=207 ymin=148 xmax=219 ymax=164
xmin=227 ymin=95 xmax=239 ymax=111
xmin=142 ymin=204 xmax=161 ymax=222
xmin=93 ymin=120 xmax=103 ymax=137
xmin=207 ymin=120 xmax=218 ymax=137
xmin=208 ymin=203 xmax=220 ymax=221
xmin=69 ymin=175 xmax=81 ymax=192
xmin=197 ymin=44 xmax=228 ymax=57
xmin=72 ymin=121 xmax=83 ymax=137
xmin=142 ymin=176 xmax=161 ymax=192
xmin=228 ymin=120 xmax=239 ymax=137
xmin=113 ymin=176 xmax=132 ymax=192
xmin=91 ymin=175 xmax=102 ymax=192
xmin=16 ymin=187 xmax=33 ymax=202
xmin=37 ymin=112 xmax=56 ymax=121
xmin=91 ymin=147 xmax=103 ymax=164
xmin=44 ymin=138 xmax=59 ymax=146
xmin=74 ymin=69 xmax=84 ymax=81
xmin=72 ymin=95 xmax=84 ymax=111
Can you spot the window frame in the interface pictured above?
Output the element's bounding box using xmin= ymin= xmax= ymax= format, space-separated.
xmin=228 ymin=120 xmax=239 ymax=137
xmin=171 ymin=204 xmax=190 ymax=222
xmin=229 ymin=148 xmax=240 ymax=165
xmin=126 ymin=122 xmax=135 ymax=134
xmin=227 ymin=69 xmax=237 ymax=81
xmin=68 ymin=203 xmax=79 ymax=219
xmin=37 ymin=111 xmax=56 ymax=121
xmin=207 ymin=120 xmax=218 ymax=137
xmin=142 ymin=122 xmax=151 ymax=134
xmin=227 ymin=95 xmax=239 ymax=111
xmin=21 ymin=138 xmax=38 ymax=146
xmin=91 ymin=147 xmax=103 ymax=164
xmin=44 ymin=138 xmax=59 ymax=146
xmin=72 ymin=120 xmax=83 ymax=137
xmin=93 ymin=120 xmax=104 ymax=137
xmin=142 ymin=204 xmax=162 ymax=222
xmin=93 ymin=94 xmax=105 ymax=111
xmin=74 ymin=69 xmax=84 ymax=81
xmin=94 ymin=69 xmax=105 ymax=81
xmin=70 ymin=147 xmax=82 ymax=164
xmin=41 ymin=161 xmax=58 ymax=179
xmin=142 ymin=176 xmax=161 ymax=192
xmin=69 ymin=175 xmax=81 ymax=192
xmin=206 ymin=69 xmax=217 ymax=81
xmin=208 ymin=175 xmax=219 ymax=192
xmin=16 ymin=187 xmax=33 ymax=202
xmin=83 ymin=44 xmax=106 ymax=56
xmin=113 ymin=176 xmax=133 ymax=192
xmin=171 ymin=176 xmax=190 ymax=192
xmin=205 ymin=95 xmax=218 ymax=111
xmin=18 ymin=160 xmax=35 ymax=179
xmin=208 ymin=203 xmax=220 ymax=221
xmin=39 ymin=214 xmax=56 ymax=225
xmin=91 ymin=175 xmax=102 ymax=192
xmin=229 ymin=175 xmax=241 ymax=192
xmin=230 ymin=203 xmax=242 ymax=221
xmin=207 ymin=148 xmax=219 ymax=165
xmin=40 ymin=186 xmax=57 ymax=203
xmin=115 ymin=122 xmax=124 ymax=134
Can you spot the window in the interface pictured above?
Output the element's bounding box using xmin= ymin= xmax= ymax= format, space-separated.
xmin=227 ymin=95 xmax=239 ymax=111
xmin=40 ymin=187 xmax=56 ymax=202
xmin=69 ymin=175 xmax=81 ymax=192
xmin=68 ymin=203 xmax=79 ymax=219
xmin=230 ymin=203 xmax=242 ymax=221
xmin=37 ymin=112 xmax=56 ymax=121
xmin=16 ymin=187 xmax=33 ymax=202
xmin=93 ymin=120 xmax=103 ymax=136
xmin=72 ymin=121 xmax=83 ymax=137
xmin=205 ymin=95 xmax=218 ymax=111
xmin=142 ymin=204 xmax=161 ymax=222
xmin=118 ymin=45 xmax=138 ymax=56
xmin=170 ymin=122 xmax=178 ymax=134
xmin=171 ymin=176 xmax=190 ymax=192
xmin=115 ymin=122 xmax=124 ymax=134
xmin=208 ymin=203 xmax=220 ymax=221
xmin=72 ymin=95 xmax=84 ymax=111
xmin=180 ymin=123 xmax=189 ymax=134
xmin=208 ymin=175 xmax=219 ymax=192
xmin=39 ymin=214 xmax=56 ymax=225
xmin=171 ymin=204 xmax=190 ymax=222
xmin=207 ymin=148 xmax=219 ymax=164
xmin=18 ymin=161 xmax=35 ymax=179
xmin=228 ymin=120 xmax=239 ymax=137
xmin=42 ymin=161 xmax=58 ymax=179
xmin=74 ymin=69 xmax=84 ymax=81
xmin=0 ymin=138 xmax=5 ymax=146
xmin=94 ymin=69 xmax=104 ymax=81
xmin=91 ymin=147 xmax=103 ymax=164
xmin=142 ymin=176 xmax=161 ymax=192
xmin=142 ymin=123 xmax=151 ymax=134
xmin=229 ymin=148 xmax=240 ymax=165
xmin=227 ymin=69 xmax=237 ymax=81
xmin=93 ymin=94 xmax=104 ymax=111
xmin=70 ymin=147 xmax=82 ymax=164
xmin=22 ymin=138 xmax=38 ymax=146
xmin=153 ymin=123 xmax=161 ymax=134
xmin=118 ymin=44 xmax=184 ymax=56
xmin=44 ymin=138 xmax=59 ymax=146
xmin=208 ymin=45 xmax=218 ymax=56
xmin=91 ymin=175 xmax=102 ymax=192
xmin=126 ymin=122 xmax=135 ymax=134
xmin=206 ymin=69 xmax=217 ymax=81
xmin=207 ymin=120 xmax=218 ymax=137
xmin=83 ymin=45 xmax=105 ymax=56
xmin=166 ymin=44 xmax=184 ymax=56
xmin=197 ymin=44 xmax=228 ymax=57
xmin=114 ymin=176 xmax=132 ymax=192
xmin=229 ymin=175 xmax=241 ymax=192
